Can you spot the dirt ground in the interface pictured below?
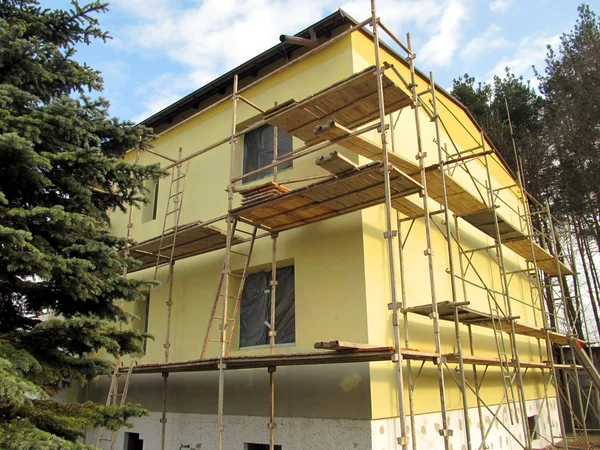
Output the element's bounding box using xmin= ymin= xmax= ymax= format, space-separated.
xmin=550 ymin=434 xmax=600 ymax=449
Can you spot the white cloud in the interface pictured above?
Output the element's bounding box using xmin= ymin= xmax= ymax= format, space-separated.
xmin=490 ymin=0 xmax=512 ymax=13
xmin=487 ymin=34 xmax=560 ymax=84
xmin=461 ymin=24 xmax=509 ymax=61
xmin=419 ymin=0 xmax=471 ymax=67
xmin=113 ymin=0 xmax=343 ymax=120
xmin=110 ymin=0 xmax=470 ymax=120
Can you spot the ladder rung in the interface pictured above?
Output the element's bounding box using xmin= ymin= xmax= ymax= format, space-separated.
xmin=169 ymin=192 xmax=183 ymax=200
xmin=230 ymin=250 xmax=249 ymax=257
xmin=207 ymin=339 xmax=230 ymax=343
xmin=172 ymin=174 xmax=186 ymax=182
xmin=160 ymin=243 xmax=174 ymax=251
xmin=166 ymin=208 xmax=181 ymax=216
xmin=229 ymin=273 xmax=244 ymax=278
xmin=213 ymin=317 xmax=234 ymax=321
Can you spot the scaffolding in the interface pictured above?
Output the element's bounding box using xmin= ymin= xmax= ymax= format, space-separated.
xmin=106 ymin=3 xmax=600 ymax=450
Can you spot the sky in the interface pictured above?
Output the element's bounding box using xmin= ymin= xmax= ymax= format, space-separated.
xmin=42 ymin=0 xmax=589 ymax=124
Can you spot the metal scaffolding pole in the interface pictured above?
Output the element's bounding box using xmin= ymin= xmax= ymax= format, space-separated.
xmin=546 ymin=200 xmax=589 ymax=443
xmin=371 ymin=1 xmax=407 ymax=446
xmin=429 ymin=72 xmax=472 ymax=450
xmin=406 ymin=32 xmax=451 ymax=448
xmin=391 ymin=111 xmax=417 ymax=450
xmin=268 ymin=111 xmax=279 ymax=450
xmin=482 ymin=148 xmax=531 ymax=448
xmin=216 ymin=74 xmax=240 ymax=450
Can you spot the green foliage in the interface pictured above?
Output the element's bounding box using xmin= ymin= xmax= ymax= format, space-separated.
xmin=0 ymin=0 xmax=163 ymax=447
xmin=451 ymin=69 xmax=545 ymax=195
xmin=538 ymin=4 xmax=600 ymax=224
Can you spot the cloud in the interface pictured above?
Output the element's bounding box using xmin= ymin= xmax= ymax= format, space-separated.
xmin=487 ymin=34 xmax=560 ymax=84
xmin=490 ymin=0 xmax=512 ymax=13
xmin=110 ymin=0 xmax=466 ymax=120
xmin=419 ymin=0 xmax=471 ymax=67
xmin=113 ymin=0 xmax=344 ymax=121
xmin=460 ymin=24 xmax=509 ymax=61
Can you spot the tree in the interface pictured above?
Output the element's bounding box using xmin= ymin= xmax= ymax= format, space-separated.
xmin=538 ymin=4 xmax=600 ymax=228
xmin=451 ymin=70 xmax=546 ymax=199
xmin=0 ymin=1 xmax=163 ymax=447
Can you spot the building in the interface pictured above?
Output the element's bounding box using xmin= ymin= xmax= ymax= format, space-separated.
xmin=84 ymin=6 xmax=592 ymax=450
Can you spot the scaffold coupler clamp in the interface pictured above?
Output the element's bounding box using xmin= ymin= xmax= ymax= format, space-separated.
xmin=397 ymin=436 xmax=408 ymax=446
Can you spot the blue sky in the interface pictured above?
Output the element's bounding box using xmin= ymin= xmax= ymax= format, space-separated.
xmin=43 ymin=0 xmax=588 ymax=123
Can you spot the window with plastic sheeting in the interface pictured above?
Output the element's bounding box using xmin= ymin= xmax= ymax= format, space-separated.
xmin=243 ymin=125 xmax=293 ymax=182
xmin=132 ymin=291 xmax=150 ymax=353
xmin=239 ymin=266 xmax=295 ymax=348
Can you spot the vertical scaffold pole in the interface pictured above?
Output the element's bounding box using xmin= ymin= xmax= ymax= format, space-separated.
xmin=429 ymin=72 xmax=471 ymax=450
xmin=160 ymin=147 xmax=182 ymax=450
xmin=391 ymin=112 xmax=418 ymax=450
xmin=217 ymin=74 xmax=239 ymax=450
xmin=406 ymin=32 xmax=451 ymax=449
xmin=546 ymin=200 xmax=588 ymax=440
xmin=482 ymin=147 xmax=531 ymax=448
xmin=370 ymin=1 xmax=407 ymax=446
xmin=268 ymin=109 xmax=279 ymax=450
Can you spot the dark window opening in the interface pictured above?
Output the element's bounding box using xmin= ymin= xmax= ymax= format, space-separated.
xmin=124 ymin=432 xmax=143 ymax=450
xmin=133 ymin=292 xmax=150 ymax=353
xmin=527 ymin=415 xmax=538 ymax=440
xmin=243 ymin=125 xmax=293 ymax=182
xmin=239 ymin=266 xmax=295 ymax=348
xmin=246 ymin=444 xmax=282 ymax=450
xmin=142 ymin=178 xmax=159 ymax=223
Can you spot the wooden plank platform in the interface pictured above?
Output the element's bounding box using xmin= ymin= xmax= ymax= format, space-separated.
xmin=313 ymin=121 xmax=573 ymax=276
xmin=405 ymin=301 xmax=572 ymax=345
xmin=121 ymin=347 xmax=578 ymax=375
xmin=263 ymin=64 xmax=412 ymax=145
xmin=128 ymin=222 xmax=243 ymax=273
xmin=231 ymin=161 xmax=422 ymax=232
xmin=445 ymin=353 xmax=580 ymax=370
xmin=123 ymin=346 xmax=442 ymax=374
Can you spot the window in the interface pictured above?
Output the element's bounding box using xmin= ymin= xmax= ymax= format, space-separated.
xmin=123 ymin=432 xmax=143 ymax=450
xmin=246 ymin=444 xmax=281 ymax=450
xmin=527 ymin=415 xmax=538 ymax=440
xmin=141 ymin=178 xmax=159 ymax=223
xmin=243 ymin=125 xmax=293 ymax=182
xmin=239 ymin=266 xmax=295 ymax=347
xmin=132 ymin=292 xmax=150 ymax=353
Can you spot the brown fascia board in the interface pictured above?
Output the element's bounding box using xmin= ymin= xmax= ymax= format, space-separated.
xmin=138 ymin=8 xmax=516 ymax=181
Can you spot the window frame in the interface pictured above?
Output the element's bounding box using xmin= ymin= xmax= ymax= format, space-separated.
xmin=242 ymin=124 xmax=293 ymax=183
xmin=238 ymin=265 xmax=295 ymax=348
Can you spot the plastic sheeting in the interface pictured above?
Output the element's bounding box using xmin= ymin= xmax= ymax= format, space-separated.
xmin=239 ymin=266 xmax=295 ymax=347
xmin=242 ymin=125 xmax=293 ymax=182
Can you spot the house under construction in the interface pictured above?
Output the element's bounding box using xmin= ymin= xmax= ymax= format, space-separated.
xmin=84 ymin=4 xmax=600 ymax=450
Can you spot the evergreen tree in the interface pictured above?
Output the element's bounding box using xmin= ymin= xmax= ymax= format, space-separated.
xmin=451 ymin=70 xmax=546 ymax=199
xmin=538 ymin=4 xmax=600 ymax=228
xmin=0 ymin=1 xmax=163 ymax=447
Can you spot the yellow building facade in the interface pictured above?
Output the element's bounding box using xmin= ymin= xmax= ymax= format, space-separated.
xmin=86 ymin=10 xmax=566 ymax=450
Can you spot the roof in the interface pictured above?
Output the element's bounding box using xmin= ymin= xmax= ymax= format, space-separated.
xmin=140 ymin=9 xmax=353 ymax=130
xmin=139 ymin=8 xmax=517 ymax=180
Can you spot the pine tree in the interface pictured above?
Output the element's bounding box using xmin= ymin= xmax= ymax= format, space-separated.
xmin=538 ymin=4 xmax=600 ymax=227
xmin=0 ymin=1 xmax=164 ymax=447
xmin=451 ymin=70 xmax=546 ymax=198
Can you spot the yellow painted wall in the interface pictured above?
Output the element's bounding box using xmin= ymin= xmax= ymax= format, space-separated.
xmin=107 ymin=25 xmax=554 ymax=422
xmin=350 ymin=31 xmax=553 ymax=420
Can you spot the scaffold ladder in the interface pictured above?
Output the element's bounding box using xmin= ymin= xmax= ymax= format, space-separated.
xmin=201 ymin=218 xmax=258 ymax=359
xmin=95 ymin=361 xmax=135 ymax=449
xmin=153 ymin=158 xmax=190 ymax=280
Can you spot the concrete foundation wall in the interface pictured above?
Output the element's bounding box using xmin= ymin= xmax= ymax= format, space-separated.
xmin=87 ymin=398 xmax=560 ymax=450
